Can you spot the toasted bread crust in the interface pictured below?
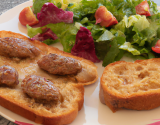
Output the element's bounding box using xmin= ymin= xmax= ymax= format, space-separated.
xmin=0 ymin=84 xmax=84 ymax=125
xmin=100 ymin=58 xmax=160 ymax=112
xmin=0 ymin=30 xmax=97 ymax=124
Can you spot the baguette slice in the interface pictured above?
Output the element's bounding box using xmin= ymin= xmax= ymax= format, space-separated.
xmin=0 ymin=30 xmax=98 ymax=125
xmin=100 ymin=58 xmax=160 ymax=112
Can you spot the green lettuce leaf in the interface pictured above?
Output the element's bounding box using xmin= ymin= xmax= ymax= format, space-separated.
xmin=148 ymin=0 xmax=158 ymax=15
xmin=148 ymin=13 xmax=160 ymax=25
xmin=157 ymin=27 xmax=160 ymax=38
xmin=95 ymin=35 xmax=125 ymax=65
xmin=107 ymin=0 xmax=142 ymax=21
xmin=102 ymin=38 xmax=120 ymax=66
xmin=133 ymin=16 xmax=150 ymax=32
xmin=43 ymin=39 xmax=59 ymax=45
xmin=119 ymin=42 xmax=140 ymax=55
xmin=95 ymin=40 xmax=111 ymax=61
xmin=33 ymin=0 xmax=66 ymax=14
xmin=46 ymin=23 xmax=75 ymax=37
xmin=27 ymin=22 xmax=78 ymax=52
xmin=27 ymin=25 xmax=42 ymax=38
xmin=114 ymin=15 xmax=128 ymax=33
xmin=96 ymin=30 xmax=114 ymax=42
xmin=132 ymin=17 xmax=157 ymax=46
xmin=127 ymin=15 xmax=141 ymax=28
xmin=90 ymin=25 xmax=106 ymax=40
xmin=46 ymin=23 xmax=78 ymax=52
xmin=123 ymin=52 xmax=147 ymax=61
xmin=33 ymin=0 xmax=55 ymax=14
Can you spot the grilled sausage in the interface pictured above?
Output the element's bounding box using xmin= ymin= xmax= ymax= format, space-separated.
xmin=21 ymin=75 xmax=61 ymax=101
xmin=0 ymin=65 xmax=19 ymax=87
xmin=0 ymin=37 xmax=40 ymax=59
xmin=37 ymin=53 xmax=82 ymax=75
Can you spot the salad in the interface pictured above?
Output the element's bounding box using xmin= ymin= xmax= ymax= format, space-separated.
xmin=19 ymin=0 xmax=160 ymax=67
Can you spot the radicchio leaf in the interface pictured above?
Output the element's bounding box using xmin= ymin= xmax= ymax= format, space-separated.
xmin=37 ymin=2 xmax=73 ymax=27
xmin=31 ymin=28 xmax=58 ymax=41
xmin=71 ymin=27 xmax=101 ymax=63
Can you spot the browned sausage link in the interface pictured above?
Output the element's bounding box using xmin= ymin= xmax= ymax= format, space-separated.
xmin=37 ymin=53 xmax=82 ymax=75
xmin=0 ymin=37 xmax=40 ymax=59
xmin=21 ymin=75 xmax=60 ymax=101
xmin=0 ymin=65 xmax=19 ymax=87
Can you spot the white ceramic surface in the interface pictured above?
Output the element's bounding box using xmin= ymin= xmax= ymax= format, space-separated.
xmin=0 ymin=1 xmax=160 ymax=125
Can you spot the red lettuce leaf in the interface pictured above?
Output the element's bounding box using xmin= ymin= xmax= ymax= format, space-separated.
xmin=37 ymin=3 xmax=73 ymax=27
xmin=71 ymin=27 xmax=101 ymax=63
xmin=31 ymin=28 xmax=58 ymax=41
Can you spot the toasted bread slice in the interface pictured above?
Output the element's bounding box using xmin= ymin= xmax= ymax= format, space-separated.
xmin=100 ymin=58 xmax=160 ymax=112
xmin=0 ymin=30 xmax=98 ymax=125
xmin=0 ymin=83 xmax=84 ymax=125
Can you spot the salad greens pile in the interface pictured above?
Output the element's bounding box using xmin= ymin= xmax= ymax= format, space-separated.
xmin=28 ymin=0 xmax=160 ymax=67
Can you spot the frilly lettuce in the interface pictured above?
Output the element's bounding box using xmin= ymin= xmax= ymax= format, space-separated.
xmin=95 ymin=13 xmax=160 ymax=66
xmin=29 ymin=0 xmax=160 ymax=67
xmin=127 ymin=15 xmax=141 ymax=28
xmin=67 ymin=0 xmax=157 ymax=23
xmin=133 ymin=16 xmax=150 ymax=32
xmin=119 ymin=42 xmax=140 ymax=55
xmin=33 ymin=0 xmax=68 ymax=14
xmin=114 ymin=15 xmax=150 ymax=32
xmin=36 ymin=3 xmax=73 ymax=27
xmin=71 ymin=27 xmax=100 ymax=63
xmin=27 ymin=22 xmax=78 ymax=53
xmin=96 ymin=30 xmax=115 ymax=42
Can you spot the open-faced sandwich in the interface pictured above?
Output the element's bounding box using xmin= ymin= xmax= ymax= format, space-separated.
xmin=0 ymin=30 xmax=98 ymax=125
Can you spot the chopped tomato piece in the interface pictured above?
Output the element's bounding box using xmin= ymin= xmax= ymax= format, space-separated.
xmin=19 ymin=6 xmax=39 ymax=26
xmin=135 ymin=1 xmax=151 ymax=16
xmin=95 ymin=6 xmax=118 ymax=27
xmin=152 ymin=40 xmax=160 ymax=53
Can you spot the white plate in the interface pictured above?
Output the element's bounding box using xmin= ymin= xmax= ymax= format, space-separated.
xmin=0 ymin=1 xmax=160 ymax=125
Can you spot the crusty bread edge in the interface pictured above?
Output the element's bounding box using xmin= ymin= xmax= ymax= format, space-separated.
xmin=100 ymin=59 xmax=160 ymax=112
xmin=0 ymin=84 xmax=84 ymax=125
